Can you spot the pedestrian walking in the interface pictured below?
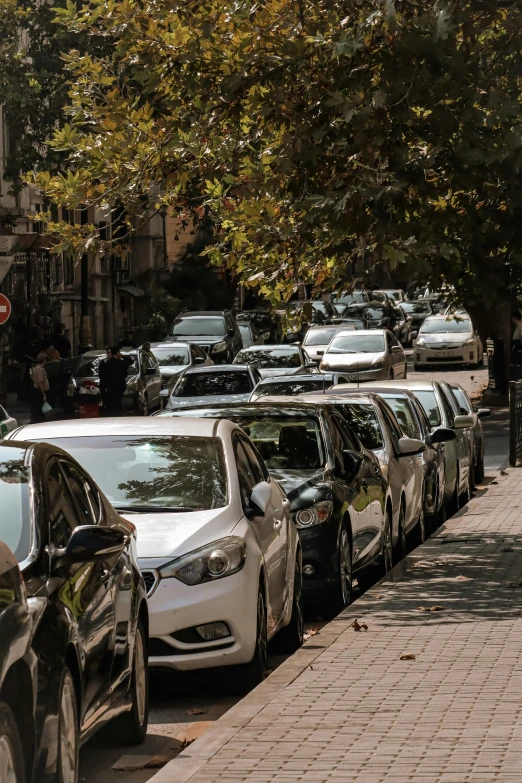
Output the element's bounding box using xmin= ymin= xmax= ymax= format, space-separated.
xmin=30 ymin=353 xmax=50 ymax=423
xmin=51 ymin=323 xmax=72 ymax=359
xmin=99 ymin=346 xmax=127 ymax=415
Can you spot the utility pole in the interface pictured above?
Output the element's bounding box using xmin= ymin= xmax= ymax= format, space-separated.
xmin=78 ymin=252 xmax=92 ymax=354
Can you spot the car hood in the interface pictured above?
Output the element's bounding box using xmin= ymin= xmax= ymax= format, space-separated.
xmin=166 ymin=392 xmax=252 ymax=409
xmin=269 ymin=468 xmax=330 ymax=509
xmin=257 ymin=367 xmax=301 ymax=379
xmin=421 ymin=332 xmax=472 ymax=345
xmin=127 ymin=506 xmax=239 ymax=560
xmin=321 ymin=352 xmax=384 ymax=369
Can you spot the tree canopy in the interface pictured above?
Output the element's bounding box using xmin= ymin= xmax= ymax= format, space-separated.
xmin=30 ymin=0 xmax=522 ymax=326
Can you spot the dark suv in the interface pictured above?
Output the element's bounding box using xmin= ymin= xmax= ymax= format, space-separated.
xmin=169 ymin=311 xmax=243 ymax=363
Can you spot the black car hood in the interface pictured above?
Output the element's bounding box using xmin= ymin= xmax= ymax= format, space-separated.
xmin=269 ymin=468 xmax=331 ymax=510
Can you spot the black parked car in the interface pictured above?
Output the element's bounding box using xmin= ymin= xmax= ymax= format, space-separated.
xmin=0 ymin=441 xmax=149 ymax=782
xmin=343 ymin=302 xmax=399 ymax=331
xmin=159 ymin=401 xmax=390 ymax=610
xmin=169 ymin=310 xmax=243 ymax=362
xmin=0 ymin=541 xmax=36 ymax=783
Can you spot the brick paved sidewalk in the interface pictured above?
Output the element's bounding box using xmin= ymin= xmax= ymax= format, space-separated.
xmin=152 ymin=471 xmax=522 ymax=783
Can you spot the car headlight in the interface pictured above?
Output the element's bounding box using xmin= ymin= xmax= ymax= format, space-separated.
xmin=372 ymin=359 xmax=385 ymax=368
xmin=158 ymin=536 xmax=247 ymax=585
xmin=295 ymin=501 xmax=333 ymax=529
xmin=212 ymin=341 xmax=227 ymax=353
xmin=415 ymin=338 xmax=426 ymax=348
xmin=462 ymin=338 xmax=475 ymax=346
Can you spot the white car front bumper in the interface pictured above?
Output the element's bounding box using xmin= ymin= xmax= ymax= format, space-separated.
xmin=142 ymin=566 xmax=258 ymax=671
xmin=415 ymin=343 xmax=478 ymax=366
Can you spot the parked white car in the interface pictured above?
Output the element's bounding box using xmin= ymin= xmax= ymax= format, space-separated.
xmin=319 ymin=329 xmax=407 ymax=381
xmin=8 ymin=417 xmax=303 ymax=687
xmin=165 ymin=364 xmax=261 ymax=410
xmin=414 ymin=314 xmax=483 ymax=369
xmin=302 ymin=324 xmax=356 ymax=363
xmin=0 ymin=405 xmax=17 ymax=438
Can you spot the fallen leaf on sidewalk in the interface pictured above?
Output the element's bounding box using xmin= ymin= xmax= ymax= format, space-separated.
xmin=500 ymin=470 xmax=508 ymax=475
xmin=374 ymin=594 xmax=385 ymax=599
xmin=185 ymin=708 xmax=208 ymax=716
xmin=304 ymin=627 xmax=321 ymax=640
xmin=455 ymin=575 xmax=471 ymax=581
xmin=400 ymin=653 xmax=416 ymax=660
xmin=351 ymin=618 xmax=368 ymax=632
xmin=417 ymin=606 xmax=444 ymax=612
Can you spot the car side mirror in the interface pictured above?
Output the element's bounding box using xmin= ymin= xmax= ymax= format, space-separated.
xmin=428 ymin=427 xmax=457 ymax=445
xmin=52 ymin=525 xmax=125 ymax=570
xmin=453 ymin=414 xmax=474 ymax=429
xmin=145 ymin=367 xmax=157 ymax=375
xmin=398 ymin=437 xmax=426 ymax=456
xmin=342 ymin=450 xmax=363 ymax=481
xmin=193 ymin=356 xmax=205 ymax=364
xmin=477 ymin=408 xmax=491 ymax=419
xmin=245 ymin=480 xmax=271 ymax=519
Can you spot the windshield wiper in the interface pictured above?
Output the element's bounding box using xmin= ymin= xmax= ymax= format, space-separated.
xmin=114 ymin=505 xmax=197 ymax=513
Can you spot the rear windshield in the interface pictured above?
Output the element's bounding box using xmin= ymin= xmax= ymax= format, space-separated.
xmin=171 ymin=317 xmax=226 ymax=337
xmin=0 ymin=446 xmax=31 ymax=563
xmin=234 ymin=416 xmax=325 ymax=470
xmin=304 ymin=328 xmax=341 ymax=346
xmin=255 ymin=379 xmax=332 ymax=397
xmin=421 ymin=318 xmax=471 ymax=334
xmin=327 ymin=334 xmax=385 ymax=354
xmin=36 ymin=436 xmax=228 ymax=511
xmin=401 ymin=302 xmax=432 ymax=315
xmin=414 ymin=390 xmax=442 ymax=427
xmin=151 ymin=347 xmax=190 ymax=367
xmin=234 ymin=347 xmax=301 ymax=368
xmin=174 ymin=371 xmax=253 ymax=397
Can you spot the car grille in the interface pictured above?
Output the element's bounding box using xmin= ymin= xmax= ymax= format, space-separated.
xmin=141 ymin=569 xmax=159 ymax=596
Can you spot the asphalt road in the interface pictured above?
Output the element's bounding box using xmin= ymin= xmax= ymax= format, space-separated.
xmin=79 ymin=360 xmax=508 ymax=783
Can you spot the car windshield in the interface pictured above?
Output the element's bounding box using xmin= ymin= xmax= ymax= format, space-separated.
xmin=174 ymin=371 xmax=252 ymax=397
xmin=401 ymin=302 xmax=432 ymax=315
xmin=0 ymin=447 xmax=31 ymax=562
xmin=335 ymin=404 xmax=384 ymax=450
xmin=413 ymin=390 xmax=442 ymax=426
xmin=151 ymin=347 xmax=190 ymax=367
xmin=345 ymin=306 xmax=386 ymax=319
xmin=77 ymin=354 xmax=138 ymax=378
xmin=421 ymin=318 xmax=471 ymax=334
xmin=327 ymin=334 xmax=385 ymax=354
xmin=255 ymin=379 xmax=332 ymax=397
xmin=304 ymin=328 xmax=341 ymax=346
xmin=236 ymin=416 xmax=325 ymax=470
xmin=171 ymin=317 xmax=226 ymax=337
xmin=38 ymin=436 xmax=228 ymax=511
xmin=235 ymin=347 xmax=301 ymax=368
xmin=335 ymin=292 xmax=367 ymax=304
xmin=381 ymin=397 xmax=420 ymax=439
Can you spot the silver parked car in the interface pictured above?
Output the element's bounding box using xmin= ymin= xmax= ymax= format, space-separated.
xmin=442 ymin=382 xmax=490 ymax=485
xmin=164 ymin=364 xmax=261 ymax=410
xmin=414 ymin=314 xmax=483 ymax=369
xmin=233 ymin=344 xmax=315 ymax=379
xmin=319 ymin=329 xmax=407 ymax=381
xmin=249 ymin=372 xmax=352 ymax=401
xmin=302 ymin=324 xmax=357 ymax=363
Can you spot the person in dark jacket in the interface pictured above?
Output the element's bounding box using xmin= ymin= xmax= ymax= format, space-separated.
xmin=99 ymin=346 xmax=127 ymax=415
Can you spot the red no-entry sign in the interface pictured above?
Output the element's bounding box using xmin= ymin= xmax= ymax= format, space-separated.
xmin=0 ymin=294 xmax=11 ymax=325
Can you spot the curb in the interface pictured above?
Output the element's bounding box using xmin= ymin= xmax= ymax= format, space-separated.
xmin=148 ymin=470 xmax=510 ymax=783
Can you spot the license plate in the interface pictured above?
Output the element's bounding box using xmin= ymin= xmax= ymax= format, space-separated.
xmin=438 ymin=351 xmax=452 ymax=357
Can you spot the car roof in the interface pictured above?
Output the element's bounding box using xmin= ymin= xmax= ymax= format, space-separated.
xmin=301 ymin=391 xmax=381 ymax=405
xmin=331 ymin=329 xmax=386 ymax=337
xmin=424 ymin=313 xmax=470 ymax=321
xmin=183 ymin=364 xmax=251 ymax=375
xmin=331 ymin=379 xmax=439 ymax=392
xmin=305 ymin=324 xmax=342 ymax=332
xmin=318 ymin=386 xmax=416 ymax=398
xmin=178 ymin=311 xmax=228 ymax=317
xmin=238 ymin=344 xmax=299 ymax=352
xmin=149 ymin=341 xmax=191 ymax=349
xmin=257 ymin=373 xmax=336 ymax=385
xmin=159 ymin=400 xmax=330 ymax=417
xmin=11 ymin=416 xmax=237 ymax=440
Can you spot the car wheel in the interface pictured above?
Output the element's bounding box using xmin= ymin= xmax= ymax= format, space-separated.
xmin=235 ymin=589 xmax=268 ymax=693
xmin=469 ymin=460 xmax=476 ymax=492
xmin=357 ymin=507 xmax=393 ymax=593
xmin=275 ymin=560 xmax=304 ymax=654
xmin=329 ymin=523 xmax=352 ymax=614
xmin=393 ymin=502 xmax=407 ymax=564
xmin=0 ymin=702 xmax=25 ymax=783
xmin=447 ymin=471 xmax=460 ymax=517
xmin=459 ymin=471 xmax=471 ymax=508
xmin=110 ymin=619 xmax=149 ymax=745
xmin=410 ymin=505 xmax=426 ymax=548
xmin=55 ymin=667 xmax=79 ymax=783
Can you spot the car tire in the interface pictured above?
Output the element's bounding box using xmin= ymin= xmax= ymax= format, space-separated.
xmin=234 ymin=588 xmax=268 ymax=693
xmin=55 ymin=667 xmax=79 ymax=783
xmin=459 ymin=471 xmax=471 ymax=508
xmin=447 ymin=470 xmax=459 ymax=517
xmin=275 ymin=560 xmax=304 ymax=654
xmin=410 ymin=505 xmax=426 ymax=548
xmin=469 ymin=460 xmax=476 ymax=492
xmin=0 ymin=701 xmax=25 ymax=783
xmin=357 ymin=507 xmax=393 ymax=592
xmin=393 ymin=502 xmax=407 ymax=564
xmin=110 ymin=619 xmax=149 ymax=745
xmin=329 ymin=522 xmax=352 ymax=615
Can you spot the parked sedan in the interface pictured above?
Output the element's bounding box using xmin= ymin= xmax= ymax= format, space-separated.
xmin=234 ymin=344 xmax=315 ymax=378
xmin=414 ymin=314 xmax=483 ymax=369
xmin=158 ymin=401 xmax=390 ymax=609
xmin=165 ymin=364 xmax=260 ymax=410
xmin=319 ymin=329 xmax=407 ymax=381
xmin=148 ymin=341 xmax=213 ymax=400
xmin=442 ymin=382 xmax=490 ymax=485
xmin=10 ymin=418 xmax=303 ymax=688
xmin=348 ymin=380 xmax=474 ymax=512
xmin=250 ymin=372 xmax=352 ymax=401
xmin=67 ymin=347 xmax=162 ymax=414
xmin=0 ymin=440 xmax=149 ymax=782
xmin=301 ymin=392 xmax=426 ymax=559
xmin=0 ymin=541 xmax=36 ymax=783
xmin=0 ymin=404 xmax=17 ymax=437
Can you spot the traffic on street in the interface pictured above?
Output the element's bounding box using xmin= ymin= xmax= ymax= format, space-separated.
xmin=0 ymin=288 xmax=506 ymax=783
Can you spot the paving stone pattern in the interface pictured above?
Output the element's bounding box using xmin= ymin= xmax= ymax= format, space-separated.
xmin=153 ymin=471 xmax=522 ymax=783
